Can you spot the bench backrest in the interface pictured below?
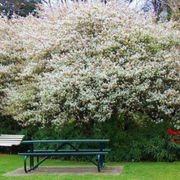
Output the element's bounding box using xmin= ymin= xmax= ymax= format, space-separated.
xmin=0 ymin=134 xmax=24 ymax=147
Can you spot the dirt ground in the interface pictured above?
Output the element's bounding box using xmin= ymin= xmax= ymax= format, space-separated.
xmin=4 ymin=166 xmax=123 ymax=176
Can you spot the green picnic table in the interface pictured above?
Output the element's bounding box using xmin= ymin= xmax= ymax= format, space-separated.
xmin=19 ymin=139 xmax=110 ymax=173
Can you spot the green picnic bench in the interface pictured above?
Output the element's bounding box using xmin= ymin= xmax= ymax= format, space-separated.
xmin=19 ymin=139 xmax=110 ymax=173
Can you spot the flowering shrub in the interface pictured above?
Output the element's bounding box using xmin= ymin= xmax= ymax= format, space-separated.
xmin=0 ymin=2 xmax=179 ymax=128
xmin=167 ymin=128 xmax=180 ymax=135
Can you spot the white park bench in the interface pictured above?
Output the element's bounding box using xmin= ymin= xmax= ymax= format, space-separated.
xmin=0 ymin=134 xmax=24 ymax=147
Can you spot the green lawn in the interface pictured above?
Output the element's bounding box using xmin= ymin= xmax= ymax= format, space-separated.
xmin=0 ymin=155 xmax=179 ymax=180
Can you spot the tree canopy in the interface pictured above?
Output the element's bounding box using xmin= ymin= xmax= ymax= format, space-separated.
xmin=0 ymin=0 xmax=42 ymax=17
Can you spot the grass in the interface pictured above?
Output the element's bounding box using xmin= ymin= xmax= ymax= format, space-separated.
xmin=0 ymin=154 xmax=179 ymax=180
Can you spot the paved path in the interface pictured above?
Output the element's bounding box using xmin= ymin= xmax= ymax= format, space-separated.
xmin=4 ymin=166 xmax=122 ymax=176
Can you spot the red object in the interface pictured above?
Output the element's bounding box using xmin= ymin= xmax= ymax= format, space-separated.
xmin=167 ymin=128 xmax=180 ymax=135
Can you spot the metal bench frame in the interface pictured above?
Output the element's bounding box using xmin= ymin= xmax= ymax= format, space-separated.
xmin=19 ymin=139 xmax=110 ymax=173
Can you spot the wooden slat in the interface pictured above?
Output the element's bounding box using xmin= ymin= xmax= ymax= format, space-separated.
xmin=0 ymin=141 xmax=22 ymax=144
xmin=0 ymin=142 xmax=21 ymax=146
xmin=0 ymin=138 xmax=24 ymax=141
xmin=0 ymin=135 xmax=24 ymax=138
xmin=0 ymin=143 xmax=15 ymax=147
xmin=0 ymin=134 xmax=24 ymax=147
xmin=0 ymin=139 xmax=24 ymax=141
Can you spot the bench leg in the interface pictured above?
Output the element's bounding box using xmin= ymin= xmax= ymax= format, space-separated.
xmin=24 ymin=155 xmax=33 ymax=173
xmin=97 ymin=155 xmax=101 ymax=172
xmin=24 ymin=155 xmax=36 ymax=173
xmin=37 ymin=156 xmax=39 ymax=163
xmin=24 ymin=156 xmax=28 ymax=173
xmin=101 ymin=154 xmax=105 ymax=168
xmin=30 ymin=156 xmax=34 ymax=169
xmin=99 ymin=142 xmax=105 ymax=168
xmin=30 ymin=144 xmax=34 ymax=169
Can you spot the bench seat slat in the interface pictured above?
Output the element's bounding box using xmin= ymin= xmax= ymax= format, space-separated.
xmin=0 ymin=140 xmax=22 ymax=143
xmin=0 ymin=137 xmax=24 ymax=139
xmin=0 ymin=143 xmax=21 ymax=146
xmin=0 ymin=139 xmax=24 ymax=141
xmin=0 ymin=135 xmax=24 ymax=138
xmin=0 ymin=138 xmax=23 ymax=139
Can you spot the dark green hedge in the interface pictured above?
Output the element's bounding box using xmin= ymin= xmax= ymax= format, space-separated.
xmin=0 ymin=114 xmax=179 ymax=161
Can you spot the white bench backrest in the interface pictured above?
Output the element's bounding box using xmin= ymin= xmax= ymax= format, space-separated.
xmin=0 ymin=134 xmax=24 ymax=147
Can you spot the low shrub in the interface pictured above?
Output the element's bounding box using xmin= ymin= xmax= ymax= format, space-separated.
xmin=21 ymin=115 xmax=180 ymax=161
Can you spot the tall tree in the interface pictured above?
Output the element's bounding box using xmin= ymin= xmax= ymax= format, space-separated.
xmin=0 ymin=0 xmax=42 ymax=18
